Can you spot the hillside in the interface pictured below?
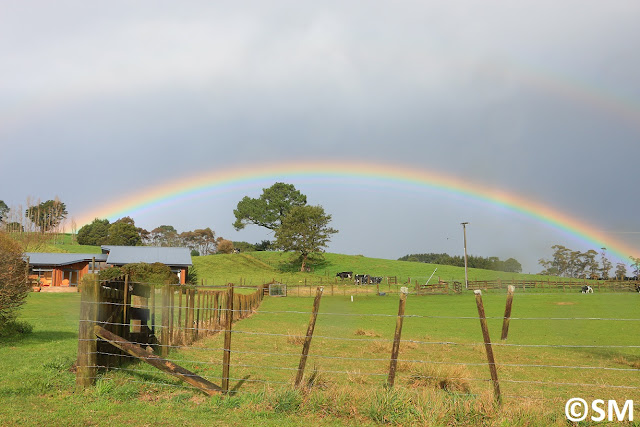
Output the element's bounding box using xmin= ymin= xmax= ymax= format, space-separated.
xmin=191 ymin=251 xmax=549 ymax=287
xmin=28 ymin=233 xmax=555 ymax=286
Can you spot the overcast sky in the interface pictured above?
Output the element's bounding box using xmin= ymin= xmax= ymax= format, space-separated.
xmin=1 ymin=1 xmax=639 ymax=274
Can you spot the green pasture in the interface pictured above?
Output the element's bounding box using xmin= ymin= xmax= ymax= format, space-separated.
xmin=191 ymin=251 xmax=569 ymax=288
xmin=1 ymin=290 xmax=639 ymax=426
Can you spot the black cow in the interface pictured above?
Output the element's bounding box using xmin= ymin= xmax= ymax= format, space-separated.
xmin=354 ymin=274 xmax=370 ymax=285
xmin=336 ymin=271 xmax=353 ymax=279
xmin=581 ymin=285 xmax=594 ymax=294
xmin=636 ymin=285 xmax=640 ymax=293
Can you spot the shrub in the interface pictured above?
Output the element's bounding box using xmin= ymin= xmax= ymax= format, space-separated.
xmin=98 ymin=263 xmax=178 ymax=285
xmin=0 ymin=232 xmax=31 ymax=328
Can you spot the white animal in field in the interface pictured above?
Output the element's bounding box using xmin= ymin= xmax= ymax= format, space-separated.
xmin=580 ymin=285 xmax=593 ymax=294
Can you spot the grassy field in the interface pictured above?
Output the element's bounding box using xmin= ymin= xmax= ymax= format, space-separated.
xmin=2 ymin=290 xmax=639 ymax=426
xmin=190 ymin=251 xmax=572 ymax=290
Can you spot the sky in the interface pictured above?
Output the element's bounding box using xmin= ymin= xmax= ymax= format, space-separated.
xmin=1 ymin=1 xmax=639 ymax=274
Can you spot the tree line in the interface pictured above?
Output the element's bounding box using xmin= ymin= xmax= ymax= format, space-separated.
xmin=398 ymin=253 xmax=523 ymax=273
xmin=1 ymin=182 xmax=339 ymax=269
xmin=538 ymin=245 xmax=639 ymax=279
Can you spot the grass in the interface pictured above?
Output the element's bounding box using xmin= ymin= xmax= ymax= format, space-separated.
xmin=7 ymin=236 xmax=639 ymax=424
xmin=2 ymin=291 xmax=639 ymax=426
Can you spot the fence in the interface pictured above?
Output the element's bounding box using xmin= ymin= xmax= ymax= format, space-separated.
xmin=76 ymin=275 xmax=264 ymax=394
xmin=76 ymin=282 xmax=640 ymax=405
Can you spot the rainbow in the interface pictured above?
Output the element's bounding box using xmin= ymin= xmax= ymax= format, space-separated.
xmin=76 ymin=160 xmax=638 ymax=263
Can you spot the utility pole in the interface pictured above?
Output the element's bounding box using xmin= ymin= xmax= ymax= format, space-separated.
xmin=461 ymin=222 xmax=469 ymax=289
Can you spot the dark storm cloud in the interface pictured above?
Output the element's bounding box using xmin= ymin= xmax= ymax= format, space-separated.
xmin=1 ymin=1 xmax=639 ymax=272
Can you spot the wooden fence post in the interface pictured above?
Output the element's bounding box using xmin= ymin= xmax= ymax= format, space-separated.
xmin=188 ymin=289 xmax=196 ymax=344
xmin=501 ymin=285 xmax=515 ymax=340
xmin=123 ymin=274 xmax=130 ymax=340
xmin=222 ymin=283 xmax=234 ymax=393
xmin=161 ymin=285 xmax=170 ymax=357
xmin=474 ymin=290 xmax=501 ymax=404
xmin=76 ymin=276 xmax=100 ymax=388
xmin=387 ymin=287 xmax=408 ymax=388
xmin=295 ymin=287 xmax=324 ymax=388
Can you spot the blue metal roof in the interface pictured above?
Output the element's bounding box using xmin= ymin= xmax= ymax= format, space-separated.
xmin=26 ymin=253 xmax=108 ymax=267
xmin=101 ymin=246 xmax=192 ymax=267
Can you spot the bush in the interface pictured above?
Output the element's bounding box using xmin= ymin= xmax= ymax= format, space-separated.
xmin=0 ymin=232 xmax=31 ymax=328
xmin=98 ymin=263 xmax=178 ymax=285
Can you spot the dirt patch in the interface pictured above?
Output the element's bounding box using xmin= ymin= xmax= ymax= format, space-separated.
xmin=554 ymin=302 xmax=577 ymax=305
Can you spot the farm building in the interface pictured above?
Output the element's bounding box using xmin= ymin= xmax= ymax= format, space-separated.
xmin=26 ymin=246 xmax=192 ymax=289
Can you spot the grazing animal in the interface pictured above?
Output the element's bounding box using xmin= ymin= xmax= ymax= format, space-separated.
xmin=336 ymin=271 xmax=353 ymax=279
xmin=354 ymin=274 xmax=370 ymax=285
xmin=635 ymin=285 xmax=640 ymax=293
xmin=370 ymin=276 xmax=383 ymax=284
xmin=581 ymin=285 xmax=594 ymax=294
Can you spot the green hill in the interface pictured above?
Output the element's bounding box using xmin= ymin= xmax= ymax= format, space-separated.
xmin=191 ymin=251 xmax=548 ymax=287
xmin=26 ymin=233 xmax=555 ymax=286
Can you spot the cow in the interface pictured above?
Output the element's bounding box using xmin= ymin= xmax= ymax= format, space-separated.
xmin=636 ymin=285 xmax=640 ymax=293
xmin=370 ymin=276 xmax=383 ymax=284
xmin=581 ymin=285 xmax=594 ymax=294
xmin=336 ymin=271 xmax=353 ymax=279
xmin=354 ymin=274 xmax=370 ymax=285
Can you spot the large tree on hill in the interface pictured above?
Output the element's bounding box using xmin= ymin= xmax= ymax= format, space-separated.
xmin=274 ymin=205 xmax=338 ymax=272
xmin=106 ymin=217 xmax=142 ymax=246
xmin=77 ymin=218 xmax=111 ymax=245
xmin=233 ymin=182 xmax=307 ymax=231
xmin=25 ymin=199 xmax=67 ymax=233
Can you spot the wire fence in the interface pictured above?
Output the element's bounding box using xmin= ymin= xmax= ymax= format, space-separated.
xmin=76 ymin=278 xmax=640 ymax=404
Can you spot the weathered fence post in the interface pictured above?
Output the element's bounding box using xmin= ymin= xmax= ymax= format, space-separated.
xmin=123 ymin=274 xmax=130 ymax=339
xmin=474 ymin=290 xmax=501 ymax=404
xmin=188 ymin=288 xmax=196 ymax=344
xmin=294 ymin=287 xmax=324 ymax=388
xmin=387 ymin=287 xmax=408 ymax=388
xmin=161 ymin=285 xmax=170 ymax=357
xmin=501 ymin=285 xmax=515 ymax=340
xmin=222 ymin=283 xmax=235 ymax=393
xmin=76 ymin=276 xmax=100 ymax=388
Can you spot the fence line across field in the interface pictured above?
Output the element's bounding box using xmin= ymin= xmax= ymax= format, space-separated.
xmin=76 ymin=276 xmax=639 ymax=404
xmin=80 ymin=298 xmax=640 ymax=322
xmin=77 ymin=318 xmax=640 ymax=349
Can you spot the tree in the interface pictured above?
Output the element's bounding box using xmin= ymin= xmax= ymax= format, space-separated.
xmin=0 ymin=232 xmax=30 ymax=328
xmin=193 ymin=228 xmax=216 ymax=255
xmin=216 ymin=238 xmax=234 ymax=254
xmin=150 ymin=225 xmax=178 ymax=246
xmin=629 ymin=256 xmax=640 ymax=278
xmin=106 ymin=217 xmax=142 ymax=246
xmin=274 ymin=205 xmax=338 ymax=272
xmin=5 ymin=222 xmax=23 ymax=233
xmin=600 ymin=247 xmax=612 ymax=280
xmin=615 ymin=263 xmax=627 ymax=279
xmin=539 ymin=245 xmax=571 ymax=276
xmin=25 ymin=199 xmax=68 ymax=233
xmin=255 ymin=240 xmax=272 ymax=251
xmin=0 ymin=200 xmax=8 ymax=223
xmin=77 ymin=218 xmax=111 ymax=245
xmin=502 ymin=258 xmax=522 ymax=273
xmin=233 ymin=182 xmax=307 ymax=231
